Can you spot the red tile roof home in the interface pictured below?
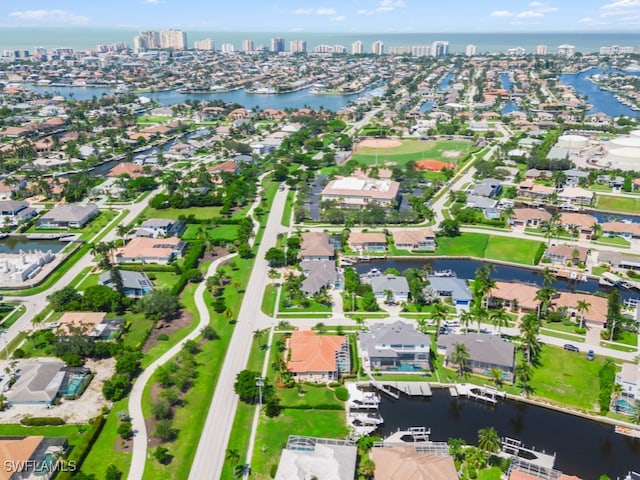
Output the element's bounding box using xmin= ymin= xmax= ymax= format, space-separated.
xmin=602 ymin=222 xmax=640 ymax=236
xmin=107 ymin=162 xmax=154 ymax=178
xmin=372 ymin=445 xmax=458 ymax=480
xmin=348 ymin=232 xmax=387 ymax=248
xmin=207 ymin=160 xmax=238 ymax=174
xmin=554 ymin=292 xmax=607 ymax=325
xmin=489 ymin=281 xmax=539 ymax=311
xmin=116 ymin=237 xmax=184 ymax=264
xmin=286 ymin=331 xmax=346 ymax=376
xmin=301 ymin=232 xmax=335 ymax=259
xmin=559 ymin=213 xmax=597 ymax=230
xmin=0 ymin=436 xmax=44 ymax=480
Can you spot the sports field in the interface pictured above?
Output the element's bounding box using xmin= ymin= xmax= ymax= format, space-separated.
xmin=351 ymin=139 xmax=471 ymax=167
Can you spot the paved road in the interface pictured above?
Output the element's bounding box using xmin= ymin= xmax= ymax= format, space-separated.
xmin=188 ymin=186 xmax=288 ymax=480
xmin=127 ymin=252 xmax=237 ymax=480
xmin=1 ymin=188 xmax=161 ymax=372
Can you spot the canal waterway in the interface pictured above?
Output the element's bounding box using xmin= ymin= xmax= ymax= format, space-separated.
xmin=25 ymin=84 xmax=384 ymax=111
xmin=354 ymin=258 xmax=638 ymax=302
xmin=500 ymin=72 xmax=520 ymax=115
xmin=0 ymin=236 xmax=66 ymax=254
xmin=377 ymin=389 xmax=639 ymax=479
xmin=559 ymin=68 xmax=640 ymax=118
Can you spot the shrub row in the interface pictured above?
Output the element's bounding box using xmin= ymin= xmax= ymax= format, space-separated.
xmin=118 ymin=263 xmax=178 ymax=273
xmin=56 ymin=415 xmax=106 ymax=480
xmin=170 ymin=241 xmax=205 ymax=295
xmin=598 ymin=361 xmax=616 ymax=413
xmin=21 ymin=416 xmax=65 ymax=426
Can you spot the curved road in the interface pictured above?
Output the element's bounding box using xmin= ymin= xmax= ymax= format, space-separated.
xmin=126 ymin=252 xmax=237 ymax=480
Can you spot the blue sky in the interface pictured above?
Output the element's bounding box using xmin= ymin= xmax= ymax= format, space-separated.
xmin=2 ymin=0 xmax=640 ymax=31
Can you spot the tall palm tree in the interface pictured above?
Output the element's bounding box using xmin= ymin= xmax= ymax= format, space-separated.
xmin=431 ymin=301 xmax=449 ymax=339
xmin=490 ymin=307 xmax=510 ymax=333
xmin=489 ymin=368 xmax=503 ymax=387
xmin=225 ymin=448 xmax=241 ymax=466
xmin=478 ymin=427 xmax=501 ymax=455
xmin=473 ymin=305 xmax=489 ymax=332
xmin=519 ymin=312 xmax=541 ymax=364
xmin=416 ymin=317 xmax=428 ymax=334
xmin=460 ymin=310 xmax=473 ymax=334
xmin=451 ymin=342 xmax=470 ymax=376
xmin=253 ymin=329 xmax=266 ymax=350
xmin=576 ymin=299 xmax=590 ymax=329
xmin=534 ymin=284 xmax=556 ymax=320
xmin=514 ymin=360 xmax=532 ymax=397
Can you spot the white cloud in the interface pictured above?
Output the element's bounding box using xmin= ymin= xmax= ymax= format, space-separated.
xmin=529 ymin=1 xmax=544 ymax=6
xmin=601 ymin=0 xmax=640 ymax=9
xmin=293 ymin=7 xmax=336 ymax=15
xmin=491 ymin=10 xmax=514 ymax=17
xmin=517 ymin=10 xmax=544 ymax=18
xmin=358 ymin=0 xmax=405 ymax=14
xmin=331 ymin=15 xmax=346 ymax=22
xmin=143 ymin=0 xmax=164 ymax=4
xmin=357 ymin=9 xmax=375 ymax=15
xmin=9 ymin=9 xmax=89 ymax=25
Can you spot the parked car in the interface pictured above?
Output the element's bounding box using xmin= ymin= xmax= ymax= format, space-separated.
xmin=587 ymin=350 xmax=595 ymax=361
xmin=563 ymin=344 xmax=580 ymax=352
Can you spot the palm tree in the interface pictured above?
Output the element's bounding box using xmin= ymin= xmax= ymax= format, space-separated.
xmin=514 ymin=360 xmax=532 ymax=397
xmin=490 ymin=307 xmax=510 ymax=333
xmin=477 ymin=426 xmax=501 ymax=454
xmin=576 ymin=299 xmax=590 ymax=329
xmin=225 ymin=448 xmax=241 ymax=466
xmin=253 ymin=329 xmax=266 ymax=350
xmin=473 ymin=305 xmax=489 ymax=332
xmin=416 ymin=317 xmax=428 ymax=334
xmin=519 ymin=312 xmax=541 ymax=364
xmin=534 ymin=284 xmax=556 ymax=320
xmin=489 ymin=368 xmax=503 ymax=387
xmin=451 ymin=342 xmax=470 ymax=376
xmin=460 ymin=310 xmax=473 ymax=334
xmin=431 ymin=301 xmax=449 ymax=339
xmin=116 ymin=224 xmax=129 ymax=242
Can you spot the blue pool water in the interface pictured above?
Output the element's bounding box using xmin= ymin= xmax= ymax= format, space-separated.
xmin=616 ymin=398 xmax=638 ymax=415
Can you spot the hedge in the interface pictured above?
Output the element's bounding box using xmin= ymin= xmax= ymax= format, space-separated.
xmin=56 ymin=415 xmax=106 ymax=480
xmin=171 ymin=241 xmax=205 ymax=295
xmin=335 ymin=387 xmax=349 ymax=402
xmin=118 ymin=263 xmax=178 ymax=273
xmin=533 ymin=242 xmax=546 ymax=265
xmin=21 ymin=417 xmax=65 ymax=426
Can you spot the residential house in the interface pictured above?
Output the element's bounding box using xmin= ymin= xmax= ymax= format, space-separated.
xmin=426 ymin=276 xmax=473 ymax=310
xmin=601 ymin=222 xmax=640 ymax=240
xmin=99 ymin=269 xmax=154 ymax=298
xmin=300 ymin=232 xmax=335 ymax=261
xmin=359 ymin=321 xmax=431 ymax=372
xmin=524 ymin=168 xmax=551 ymax=180
xmin=115 ymin=237 xmax=185 ymax=264
xmin=137 ymin=218 xmax=185 ymax=238
xmin=364 ymin=272 xmax=410 ymax=304
xmin=438 ymin=333 xmax=515 ymax=380
xmin=301 ymin=260 xmax=338 ymax=295
xmin=347 ymin=232 xmax=387 ymax=252
xmin=488 ymin=281 xmax=539 ymax=312
xmin=6 ymin=359 xmax=66 ymax=406
xmin=57 ymin=311 xmax=121 ymax=340
xmin=616 ymin=363 xmax=639 ymax=400
xmin=564 ymin=169 xmax=590 ymax=187
xmin=0 ymin=200 xmax=38 ymax=225
xmin=543 ymin=245 xmax=589 ymax=265
xmin=321 ymin=176 xmax=400 ymax=209
xmin=559 ymin=213 xmax=597 ymax=237
xmin=517 ymin=181 xmax=555 ymax=201
xmin=391 ymin=228 xmax=436 ymax=252
xmin=36 ymin=204 xmax=99 ymax=229
xmin=0 ymin=436 xmax=68 ymax=480
xmin=274 ymin=436 xmax=357 ymax=480
xmin=286 ymin=330 xmax=350 ymax=382
xmin=598 ymin=250 xmax=640 ymax=272
xmin=557 ymin=187 xmax=594 ymax=206
xmin=208 ymin=160 xmax=239 ymax=175
xmin=510 ymin=208 xmax=552 ymax=228
xmin=372 ymin=445 xmax=458 ymax=480
xmin=0 ymin=179 xmax=21 ymax=200
xmin=466 ymin=195 xmax=498 ymax=212
xmin=107 ymin=162 xmax=152 ymax=179
xmin=553 ymin=292 xmax=608 ymax=328
xmin=471 ymin=178 xmax=502 ymax=197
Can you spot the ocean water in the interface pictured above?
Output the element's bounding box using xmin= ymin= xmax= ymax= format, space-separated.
xmin=1 ymin=29 xmax=639 ymax=54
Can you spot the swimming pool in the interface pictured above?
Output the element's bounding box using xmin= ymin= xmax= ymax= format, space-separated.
xmin=615 ymin=398 xmax=638 ymax=415
xmin=59 ymin=372 xmax=88 ymax=397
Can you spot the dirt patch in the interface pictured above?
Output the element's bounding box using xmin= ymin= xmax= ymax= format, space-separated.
xmin=115 ymin=435 xmax=133 ymax=452
xmin=442 ymin=150 xmax=462 ymax=158
xmin=358 ymin=138 xmax=402 ymax=149
xmin=202 ymin=246 xmax=230 ymax=264
xmin=143 ymin=310 xmax=193 ymax=354
xmin=414 ymin=159 xmax=455 ymax=171
xmin=145 ymin=417 xmax=164 ymax=449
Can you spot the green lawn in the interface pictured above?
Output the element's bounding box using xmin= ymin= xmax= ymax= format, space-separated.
xmin=529 ymin=345 xmax=606 ymax=411
xmin=80 ymin=399 xmax=131 ymax=478
xmin=0 ymin=304 xmax=25 ymax=329
xmin=181 ymin=223 xmax=239 ymax=241
xmin=278 ymin=384 xmax=344 ymax=409
xmin=281 ymin=190 xmax=294 ymax=227
xmin=593 ymin=236 xmax=631 ymax=247
xmin=596 ymin=195 xmax=640 ymax=213
xmin=351 ymin=139 xmax=471 ymax=166
xmin=149 ymin=271 xmax=179 ymax=290
xmin=261 ymin=284 xmax=278 ymax=316
xmin=251 ymin=409 xmax=348 ymax=476
xmin=484 ymin=236 xmax=544 ymax=265
xmin=436 ymin=233 xmax=488 ymax=257
xmin=75 ymin=272 xmax=100 ymax=292
xmin=592 ymin=266 xmax=609 ymax=276
xmin=143 ymin=205 xmax=224 ymax=221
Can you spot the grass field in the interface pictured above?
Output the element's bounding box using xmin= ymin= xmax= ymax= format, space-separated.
xmin=143 ymin=205 xmax=223 ymax=220
xmin=181 ymin=223 xmax=239 ymax=241
xmin=596 ymin=195 xmax=640 ymax=213
xmin=351 ymin=139 xmax=471 ymax=166
xmin=529 ymin=345 xmax=606 ymax=411
xmin=433 ymin=233 xmax=543 ymax=265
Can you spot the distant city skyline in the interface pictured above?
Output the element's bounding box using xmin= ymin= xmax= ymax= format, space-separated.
xmin=2 ymin=1 xmax=640 ymax=32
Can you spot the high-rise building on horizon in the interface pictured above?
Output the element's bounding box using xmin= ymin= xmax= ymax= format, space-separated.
xmin=220 ymin=43 xmax=235 ymax=53
xmin=465 ymin=44 xmax=477 ymax=56
xmin=600 ymin=45 xmax=634 ymax=55
xmin=557 ymin=44 xmax=575 ymax=57
xmin=536 ymin=44 xmax=548 ymax=55
xmin=431 ymin=41 xmax=449 ymax=57
xmin=507 ymin=47 xmax=526 ymax=56
xmin=351 ymin=40 xmax=363 ymax=54
xmin=372 ymin=40 xmax=384 ymax=55
xmin=134 ymin=30 xmax=160 ymax=53
xmin=290 ymin=40 xmax=307 ymax=53
xmin=411 ymin=45 xmax=430 ymax=57
xmin=242 ymin=39 xmax=254 ymax=52
xmin=271 ymin=37 xmax=285 ymax=53
xmin=160 ymin=29 xmax=187 ymax=51
xmin=193 ymin=39 xmax=214 ymax=51
xmin=332 ymin=45 xmax=346 ymax=54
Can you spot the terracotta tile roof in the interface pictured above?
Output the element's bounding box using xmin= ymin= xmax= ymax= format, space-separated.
xmin=301 ymin=232 xmax=334 ymax=258
xmin=0 ymin=436 xmax=44 ymax=480
xmin=287 ymin=331 xmax=346 ymax=374
xmin=117 ymin=236 xmax=182 ymax=262
xmin=511 ymin=208 xmax=552 ymax=222
xmin=58 ymin=311 xmax=107 ymax=335
xmin=602 ymin=222 xmax=640 ymax=235
xmin=490 ymin=281 xmax=539 ymax=310
xmin=348 ymin=232 xmax=387 ymax=245
xmin=509 ymin=470 xmax=544 ymax=480
xmin=554 ymin=292 xmax=608 ymax=324
xmin=372 ymin=445 xmax=458 ymax=480
xmin=107 ymin=162 xmax=154 ymax=178
xmin=560 ymin=213 xmax=597 ymax=229
xmin=391 ymin=228 xmax=435 ymax=245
